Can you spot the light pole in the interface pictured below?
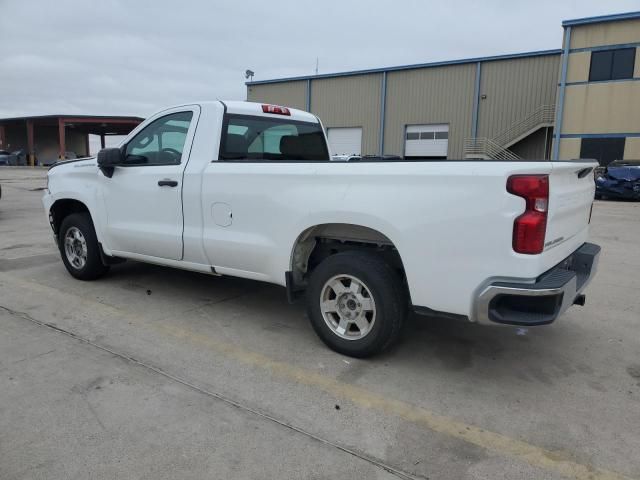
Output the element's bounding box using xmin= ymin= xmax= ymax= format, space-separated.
xmin=244 ymin=70 xmax=255 ymax=101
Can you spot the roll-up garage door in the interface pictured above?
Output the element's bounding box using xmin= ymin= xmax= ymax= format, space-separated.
xmin=327 ymin=127 xmax=362 ymax=156
xmin=404 ymin=124 xmax=448 ymax=158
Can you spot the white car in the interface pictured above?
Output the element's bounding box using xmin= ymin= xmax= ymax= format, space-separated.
xmin=43 ymin=101 xmax=600 ymax=357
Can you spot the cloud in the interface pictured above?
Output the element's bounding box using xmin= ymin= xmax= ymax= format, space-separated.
xmin=1 ymin=0 xmax=638 ymax=118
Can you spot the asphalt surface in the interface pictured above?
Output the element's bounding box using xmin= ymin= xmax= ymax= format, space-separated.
xmin=1 ymin=167 xmax=639 ymax=480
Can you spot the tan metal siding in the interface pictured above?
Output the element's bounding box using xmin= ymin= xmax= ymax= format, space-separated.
xmin=477 ymin=54 xmax=560 ymax=139
xmin=247 ymin=81 xmax=307 ymax=110
xmin=310 ymin=74 xmax=382 ymax=156
xmin=383 ymin=64 xmax=476 ymax=158
xmin=569 ymin=18 xmax=640 ymax=49
xmin=625 ymin=138 xmax=640 ymax=159
xmin=562 ymin=82 xmax=640 ymax=134
xmin=558 ymin=138 xmax=581 ymax=160
xmin=509 ymin=127 xmax=552 ymax=159
xmin=566 ymin=51 xmax=591 ymax=83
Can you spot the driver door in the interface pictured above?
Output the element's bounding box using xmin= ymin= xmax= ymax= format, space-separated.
xmin=101 ymin=106 xmax=199 ymax=260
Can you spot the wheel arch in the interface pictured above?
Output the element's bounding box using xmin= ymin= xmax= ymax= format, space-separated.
xmin=49 ymin=198 xmax=92 ymax=236
xmin=288 ymin=223 xmax=408 ymax=298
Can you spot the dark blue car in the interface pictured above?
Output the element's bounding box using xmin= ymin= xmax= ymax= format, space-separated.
xmin=595 ymin=160 xmax=640 ymax=200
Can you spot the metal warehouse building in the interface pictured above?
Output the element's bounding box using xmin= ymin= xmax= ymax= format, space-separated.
xmin=247 ymin=11 xmax=640 ymax=164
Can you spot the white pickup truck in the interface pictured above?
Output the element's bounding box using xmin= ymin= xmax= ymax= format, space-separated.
xmin=43 ymin=101 xmax=600 ymax=357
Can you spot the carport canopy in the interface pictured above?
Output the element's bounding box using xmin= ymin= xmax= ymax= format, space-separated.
xmin=0 ymin=114 xmax=143 ymax=165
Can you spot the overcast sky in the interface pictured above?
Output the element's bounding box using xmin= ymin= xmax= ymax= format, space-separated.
xmin=1 ymin=0 xmax=638 ymax=120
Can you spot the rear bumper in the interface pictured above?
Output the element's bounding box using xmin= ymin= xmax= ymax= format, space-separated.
xmin=474 ymin=242 xmax=600 ymax=326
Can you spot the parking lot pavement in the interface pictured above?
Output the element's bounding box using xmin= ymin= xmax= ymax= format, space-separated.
xmin=1 ymin=167 xmax=639 ymax=480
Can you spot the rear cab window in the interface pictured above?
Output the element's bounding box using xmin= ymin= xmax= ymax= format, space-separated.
xmin=219 ymin=114 xmax=329 ymax=161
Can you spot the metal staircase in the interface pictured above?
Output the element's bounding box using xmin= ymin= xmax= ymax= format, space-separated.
xmin=464 ymin=104 xmax=555 ymax=160
xmin=463 ymin=138 xmax=520 ymax=160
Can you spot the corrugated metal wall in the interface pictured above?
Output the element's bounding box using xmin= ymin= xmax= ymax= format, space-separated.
xmin=569 ymin=18 xmax=640 ymax=49
xmin=247 ymin=53 xmax=562 ymax=159
xmin=477 ymin=54 xmax=560 ymax=139
xmin=383 ymin=64 xmax=476 ymax=158
xmin=247 ymin=81 xmax=307 ymax=110
xmin=310 ymin=74 xmax=382 ymax=156
xmin=510 ymin=127 xmax=552 ymax=159
xmin=563 ymin=82 xmax=640 ymax=134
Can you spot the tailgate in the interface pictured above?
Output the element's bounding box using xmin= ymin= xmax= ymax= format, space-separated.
xmin=545 ymin=161 xmax=597 ymax=255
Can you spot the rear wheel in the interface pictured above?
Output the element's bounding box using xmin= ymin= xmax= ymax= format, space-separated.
xmin=306 ymin=251 xmax=406 ymax=358
xmin=58 ymin=213 xmax=109 ymax=280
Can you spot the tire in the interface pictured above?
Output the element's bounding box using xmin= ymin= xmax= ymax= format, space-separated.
xmin=306 ymin=251 xmax=407 ymax=358
xmin=58 ymin=213 xmax=109 ymax=280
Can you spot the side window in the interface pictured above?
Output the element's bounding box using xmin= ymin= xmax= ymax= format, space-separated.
xmin=125 ymin=111 xmax=193 ymax=165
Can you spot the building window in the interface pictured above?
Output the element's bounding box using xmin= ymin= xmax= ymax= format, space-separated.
xmin=580 ymin=137 xmax=626 ymax=166
xmin=406 ymin=132 xmax=419 ymax=140
xmin=589 ymin=48 xmax=636 ymax=82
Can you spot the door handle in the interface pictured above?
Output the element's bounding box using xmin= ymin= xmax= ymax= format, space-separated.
xmin=158 ymin=179 xmax=178 ymax=187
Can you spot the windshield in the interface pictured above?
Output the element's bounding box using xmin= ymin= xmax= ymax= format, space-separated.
xmin=219 ymin=114 xmax=329 ymax=161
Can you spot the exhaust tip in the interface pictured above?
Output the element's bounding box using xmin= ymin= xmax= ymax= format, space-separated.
xmin=573 ymin=294 xmax=586 ymax=306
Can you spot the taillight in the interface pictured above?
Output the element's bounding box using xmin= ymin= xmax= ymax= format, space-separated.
xmin=507 ymin=175 xmax=549 ymax=254
xmin=261 ymin=104 xmax=291 ymax=116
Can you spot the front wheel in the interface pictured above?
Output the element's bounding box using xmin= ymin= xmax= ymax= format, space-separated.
xmin=58 ymin=213 xmax=109 ymax=280
xmin=306 ymin=251 xmax=407 ymax=358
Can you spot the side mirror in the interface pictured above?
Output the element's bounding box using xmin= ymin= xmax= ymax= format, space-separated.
xmin=97 ymin=148 xmax=123 ymax=178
